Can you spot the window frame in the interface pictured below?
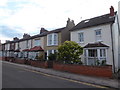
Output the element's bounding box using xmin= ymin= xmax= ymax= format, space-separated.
xmin=88 ymin=49 xmax=97 ymax=58
xmin=34 ymin=39 xmax=41 ymax=46
xmin=100 ymin=49 xmax=106 ymax=58
xmin=95 ymin=29 xmax=102 ymax=42
xmin=47 ymin=33 xmax=58 ymax=46
xmin=78 ymin=32 xmax=84 ymax=43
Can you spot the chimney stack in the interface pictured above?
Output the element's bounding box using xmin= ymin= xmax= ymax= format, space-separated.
xmin=66 ymin=18 xmax=75 ymax=29
xmin=110 ymin=6 xmax=115 ymax=16
xmin=23 ymin=33 xmax=31 ymax=39
xmin=13 ymin=37 xmax=19 ymax=41
xmin=40 ymin=28 xmax=48 ymax=34
xmin=5 ymin=40 xmax=10 ymax=43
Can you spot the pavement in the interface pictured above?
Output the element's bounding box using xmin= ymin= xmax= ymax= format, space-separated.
xmin=2 ymin=60 xmax=120 ymax=89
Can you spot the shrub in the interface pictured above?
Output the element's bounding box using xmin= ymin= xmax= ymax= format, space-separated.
xmin=48 ymin=53 xmax=57 ymax=61
xmin=35 ymin=54 xmax=44 ymax=61
xmin=101 ymin=60 xmax=106 ymax=66
xmin=96 ymin=60 xmax=100 ymax=66
xmin=57 ymin=41 xmax=83 ymax=64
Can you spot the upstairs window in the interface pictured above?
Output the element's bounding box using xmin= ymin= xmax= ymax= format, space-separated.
xmin=95 ymin=29 xmax=102 ymax=41
xmin=34 ymin=39 xmax=40 ymax=46
xmin=47 ymin=33 xmax=58 ymax=46
xmin=48 ymin=34 xmax=52 ymax=46
xmin=78 ymin=32 xmax=84 ymax=43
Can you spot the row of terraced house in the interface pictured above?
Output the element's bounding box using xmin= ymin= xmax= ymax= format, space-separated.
xmin=0 ymin=5 xmax=120 ymax=73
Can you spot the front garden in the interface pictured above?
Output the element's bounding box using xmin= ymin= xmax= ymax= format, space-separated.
xmin=1 ymin=41 xmax=113 ymax=78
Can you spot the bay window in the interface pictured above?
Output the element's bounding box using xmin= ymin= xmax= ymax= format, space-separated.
xmin=47 ymin=33 xmax=58 ymax=46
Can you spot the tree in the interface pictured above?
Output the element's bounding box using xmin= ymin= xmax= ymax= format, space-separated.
xmin=57 ymin=41 xmax=83 ymax=64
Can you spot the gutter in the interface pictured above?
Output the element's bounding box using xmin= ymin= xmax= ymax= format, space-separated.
xmin=110 ymin=23 xmax=115 ymax=73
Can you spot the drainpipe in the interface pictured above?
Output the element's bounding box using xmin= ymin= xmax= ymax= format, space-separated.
xmin=116 ymin=14 xmax=120 ymax=35
xmin=110 ymin=23 xmax=115 ymax=73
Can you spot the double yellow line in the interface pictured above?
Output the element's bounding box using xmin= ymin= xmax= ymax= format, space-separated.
xmin=4 ymin=61 xmax=109 ymax=89
xmin=22 ymin=68 xmax=109 ymax=89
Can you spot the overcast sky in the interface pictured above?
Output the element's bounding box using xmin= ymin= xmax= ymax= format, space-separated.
xmin=0 ymin=0 xmax=119 ymax=43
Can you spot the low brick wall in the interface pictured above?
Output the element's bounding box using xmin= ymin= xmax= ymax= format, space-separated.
xmin=0 ymin=57 xmax=2 ymax=60
xmin=53 ymin=62 xmax=113 ymax=78
xmin=0 ymin=57 xmax=7 ymax=61
xmin=14 ymin=58 xmax=26 ymax=64
xmin=0 ymin=57 xmax=14 ymax=61
xmin=30 ymin=60 xmax=48 ymax=68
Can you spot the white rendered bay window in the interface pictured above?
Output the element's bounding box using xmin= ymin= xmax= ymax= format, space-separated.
xmin=47 ymin=33 xmax=58 ymax=46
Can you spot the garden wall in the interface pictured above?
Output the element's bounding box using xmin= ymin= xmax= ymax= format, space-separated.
xmin=14 ymin=58 xmax=26 ymax=64
xmin=53 ymin=62 xmax=113 ymax=78
xmin=30 ymin=60 xmax=48 ymax=68
xmin=0 ymin=57 xmax=5 ymax=60
xmin=1 ymin=56 xmax=113 ymax=78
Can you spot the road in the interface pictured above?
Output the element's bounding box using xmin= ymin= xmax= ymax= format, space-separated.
xmin=2 ymin=61 xmax=108 ymax=88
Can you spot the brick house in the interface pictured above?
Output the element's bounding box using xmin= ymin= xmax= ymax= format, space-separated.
xmin=1 ymin=18 xmax=75 ymax=60
xmin=44 ymin=18 xmax=75 ymax=59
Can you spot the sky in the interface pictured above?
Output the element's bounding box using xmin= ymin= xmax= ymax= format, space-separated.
xmin=0 ymin=0 xmax=119 ymax=43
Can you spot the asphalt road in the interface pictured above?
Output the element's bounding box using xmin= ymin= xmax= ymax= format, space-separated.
xmin=2 ymin=61 xmax=106 ymax=88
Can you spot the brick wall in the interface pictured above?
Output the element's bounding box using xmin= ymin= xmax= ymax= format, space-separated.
xmin=0 ymin=57 xmax=7 ymax=61
xmin=30 ymin=60 xmax=48 ymax=68
xmin=0 ymin=57 xmax=3 ymax=60
xmin=14 ymin=59 xmax=26 ymax=64
xmin=53 ymin=62 xmax=113 ymax=78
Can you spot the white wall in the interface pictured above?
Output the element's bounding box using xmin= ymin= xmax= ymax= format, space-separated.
xmin=15 ymin=42 xmax=18 ymax=50
xmin=71 ymin=24 xmax=113 ymax=65
xmin=28 ymin=39 xmax=32 ymax=49
xmin=112 ymin=13 xmax=119 ymax=71
xmin=118 ymin=1 xmax=120 ymax=26
xmin=5 ymin=43 xmax=10 ymax=51
xmin=118 ymin=1 xmax=120 ymax=70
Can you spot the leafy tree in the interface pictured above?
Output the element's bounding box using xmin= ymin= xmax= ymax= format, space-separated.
xmin=57 ymin=41 xmax=83 ymax=64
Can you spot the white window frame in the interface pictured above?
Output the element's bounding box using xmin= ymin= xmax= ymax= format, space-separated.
xmin=78 ymin=32 xmax=84 ymax=43
xmin=95 ymin=29 xmax=102 ymax=42
xmin=100 ymin=49 xmax=106 ymax=58
xmin=88 ymin=49 xmax=97 ymax=58
xmin=47 ymin=33 xmax=58 ymax=46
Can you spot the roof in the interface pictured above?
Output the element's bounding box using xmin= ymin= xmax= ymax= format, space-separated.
xmin=30 ymin=32 xmax=48 ymax=39
xmin=84 ymin=42 xmax=109 ymax=48
xmin=29 ymin=46 xmax=44 ymax=51
xmin=70 ymin=13 xmax=116 ymax=31
xmin=47 ymin=27 xmax=65 ymax=34
xmin=14 ymin=49 xmax=20 ymax=52
xmin=3 ymin=27 xmax=66 ymax=44
xmin=22 ymin=49 xmax=30 ymax=51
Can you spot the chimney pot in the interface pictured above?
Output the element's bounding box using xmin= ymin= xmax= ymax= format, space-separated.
xmin=110 ymin=6 xmax=114 ymax=16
